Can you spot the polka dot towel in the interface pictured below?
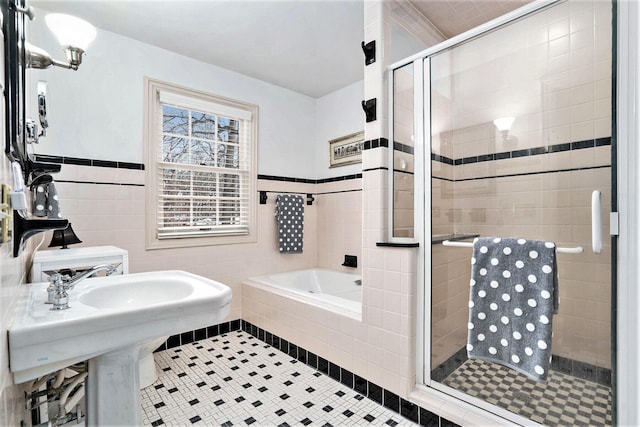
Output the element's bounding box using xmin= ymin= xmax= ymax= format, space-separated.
xmin=33 ymin=182 xmax=62 ymax=219
xmin=275 ymin=194 xmax=304 ymax=254
xmin=467 ymin=237 xmax=558 ymax=382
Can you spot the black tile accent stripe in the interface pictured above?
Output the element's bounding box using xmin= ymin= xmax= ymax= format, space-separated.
xmin=363 ymin=138 xmax=389 ymax=150
xmin=393 ymin=169 xmax=414 ymax=175
xmin=158 ymin=319 xmax=459 ymax=427
xmin=257 ymin=174 xmax=362 ymax=184
xmin=393 ymin=141 xmax=414 ymax=155
xmin=36 ymin=158 xmax=366 ymax=184
xmin=432 ymin=164 xmax=611 ymax=184
xmin=431 ymin=137 xmax=611 ymax=167
xmin=376 ymin=242 xmax=419 ymax=248
xmin=314 ymin=189 xmax=362 ymax=196
xmin=53 ymin=179 xmax=145 ymax=187
xmin=454 ymin=164 xmax=611 ymax=183
xmin=362 ymin=167 xmax=389 ymax=173
xmin=431 ymin=153 xmax=454 ymax=165
xmin=34 ymin=154 xmax=145 ymax=170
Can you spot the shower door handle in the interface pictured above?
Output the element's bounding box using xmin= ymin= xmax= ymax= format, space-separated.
xmin=591 ymin=190 xmax=602 ymax=254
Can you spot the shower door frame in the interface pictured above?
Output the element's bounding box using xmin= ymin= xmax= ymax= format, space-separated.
xmin=386 ymin=0 xmax=639 ymax=424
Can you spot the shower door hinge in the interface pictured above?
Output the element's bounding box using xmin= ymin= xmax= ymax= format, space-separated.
xmin=610 ymin=212 xmax=619 ymax=236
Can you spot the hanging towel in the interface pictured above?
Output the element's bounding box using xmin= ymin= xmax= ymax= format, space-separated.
xmin=275 ymin=194 xmax=304 ymax=253
xmin=32 ymin=181 xmax=62 ymax=218
xmin=33 ymin=184 xmax=48 ymax=217
xmin=47 ymin=182 xmax=61 ymax=219
xmin=466 ymin=237 xmax=558 ymax=382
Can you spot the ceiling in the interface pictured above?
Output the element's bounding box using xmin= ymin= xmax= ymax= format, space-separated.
xmin=31 ymin=0 xmax=529 ymax=99
xmin=411 ymin=0 xmax=531 ymax=40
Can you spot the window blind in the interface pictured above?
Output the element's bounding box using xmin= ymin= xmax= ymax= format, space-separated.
xmin=155 ymin=90 xmax=253 ymax=240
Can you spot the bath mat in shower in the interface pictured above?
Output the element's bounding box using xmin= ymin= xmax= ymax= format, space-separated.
xmin=466 ymin=237 xmax=558 ymax=382
xmin=275 ymin=194 xmax=304 ymax=253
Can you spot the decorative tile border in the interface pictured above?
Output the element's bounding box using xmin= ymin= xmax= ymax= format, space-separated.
xmin=433 ymin=164 xmax=611 ymax=184
xmin=35 ymin=137 xmax=610 ymax=174
xmin=34 ymin=154 xmax=145 ymax=170
xmin=431 ymin=137 xmax=611 ymax=167
xmin=157 ymin=319 xmax=459 ymax=427
xmin=394 ymin=141 xmax=414 ymax=154
xmin=33 ymin=155 xmax=364 ymax=184
xmin=363 ymin=138 xmax=389 ymax=150
xmin=257 ymin=174 xmax=362 ymax=184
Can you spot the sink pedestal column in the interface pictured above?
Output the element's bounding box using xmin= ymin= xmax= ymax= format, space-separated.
xmin=86 ymin=345 xmax=141 ymax=425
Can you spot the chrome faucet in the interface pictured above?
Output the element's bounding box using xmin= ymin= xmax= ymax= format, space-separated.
xmin=46 ymin=264 xmax=118 ymax=310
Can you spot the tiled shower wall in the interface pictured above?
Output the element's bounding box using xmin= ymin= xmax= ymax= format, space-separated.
xmin=430 ymin=0 xmax=612 ymax=369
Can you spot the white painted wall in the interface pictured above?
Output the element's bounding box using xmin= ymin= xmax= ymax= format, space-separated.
xmin=26 ymin=13 xmax=320 ymax=179
xmin=314 ymin=80 xmax=364 ymax=179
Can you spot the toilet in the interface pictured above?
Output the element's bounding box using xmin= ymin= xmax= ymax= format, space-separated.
xmin=31 ymin=246 xmax=167 ymax=389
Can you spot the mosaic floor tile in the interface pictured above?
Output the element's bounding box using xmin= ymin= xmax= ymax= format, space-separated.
xmin=141 ymin=331 xmax=418 ymax=426
xmin=442 ymin=358 xmax=612 ymax=426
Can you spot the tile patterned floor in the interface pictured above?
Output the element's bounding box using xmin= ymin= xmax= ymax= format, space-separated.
xmin=141 ymin=331 xmax=418 ymax=426
xmin=442 ymin=358 xmax=612 ymax=426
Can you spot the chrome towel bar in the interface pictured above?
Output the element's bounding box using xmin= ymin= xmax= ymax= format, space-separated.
xmin=442 ymin=240 xmax=584 ymax=254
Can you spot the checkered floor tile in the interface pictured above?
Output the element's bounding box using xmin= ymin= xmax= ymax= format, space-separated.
xmin=442 ymin=358 xmax=611 ymax=426
xmin=141 ymin=331 xmax=418 ymax=426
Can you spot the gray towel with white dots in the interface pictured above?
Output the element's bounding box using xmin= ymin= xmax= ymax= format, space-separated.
xmin=275 ymin=194 xmax=304 ymax=253
xmin=467 ymin=237 xmax=558 ymax=382
xmin=33 ymin=182 xmax=61 ymax=218
xmin=33 ymin=184 xmax=48 ymax=217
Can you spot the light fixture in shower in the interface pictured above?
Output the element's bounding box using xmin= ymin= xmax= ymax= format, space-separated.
xmin=493 ymin=116 xmax=515 ymax=142
xmin=24 ymin=12 xmax=96 ymax=71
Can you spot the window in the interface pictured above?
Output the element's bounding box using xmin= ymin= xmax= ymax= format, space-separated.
xmin=145 ymin=78 xmax=258 ymax=249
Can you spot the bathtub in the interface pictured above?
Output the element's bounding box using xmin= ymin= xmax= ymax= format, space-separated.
xmin=244 ymin=268 xmax=362 ymax=319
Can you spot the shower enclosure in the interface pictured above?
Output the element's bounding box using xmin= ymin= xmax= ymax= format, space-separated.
xmin=391 ymin=0 xmax=615 ymax=424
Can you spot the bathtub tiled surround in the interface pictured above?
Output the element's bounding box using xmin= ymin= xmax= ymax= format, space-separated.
xmin=316 ymin=178 xmax=362 ymax=273
xmin=243 ymin=245 xmax=418 ymax=399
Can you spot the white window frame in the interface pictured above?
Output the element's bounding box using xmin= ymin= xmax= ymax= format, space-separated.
xmin=144 ymin=77 xmax=258 ymax=249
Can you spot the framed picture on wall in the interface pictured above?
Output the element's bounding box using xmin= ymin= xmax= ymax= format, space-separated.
xmin=329 ymin=131 xmax=364 ymax=168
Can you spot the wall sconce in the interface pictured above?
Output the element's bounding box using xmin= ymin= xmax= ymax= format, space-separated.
xmin=48 ymin=223 xmax=83 ymax=249
xmin=493 ymin=117 xmax=515 ymax=141
xmin=25 ymin=13 xmax=96 ymax=71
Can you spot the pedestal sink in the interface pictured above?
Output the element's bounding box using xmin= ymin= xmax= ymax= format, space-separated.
xmin=8 ymin=270 xmax=232 ymax=425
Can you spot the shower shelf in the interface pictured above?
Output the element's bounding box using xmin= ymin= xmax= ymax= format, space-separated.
xmin=441 ymin=240 xmax=584 ymax=254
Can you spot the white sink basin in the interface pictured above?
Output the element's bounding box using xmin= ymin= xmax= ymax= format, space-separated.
xmin=79 ymin=276 xmax=195 ymax=309
xmin=9 ymin=270 xmax=232 ymax=383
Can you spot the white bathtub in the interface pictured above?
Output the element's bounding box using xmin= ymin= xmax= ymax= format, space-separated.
xmin=244 ymin=268 xmax=362 ymax=319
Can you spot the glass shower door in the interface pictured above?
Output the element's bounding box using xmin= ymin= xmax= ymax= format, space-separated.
xmin=427 ymin=1 xmax=614 ymax=425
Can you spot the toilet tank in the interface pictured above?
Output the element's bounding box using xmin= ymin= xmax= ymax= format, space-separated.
xmin=31 ymin=246 xmax=129 ymax=283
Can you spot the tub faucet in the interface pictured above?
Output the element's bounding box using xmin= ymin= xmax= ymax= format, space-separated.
xmin=47 ymin=264 xmax=118 ymax=310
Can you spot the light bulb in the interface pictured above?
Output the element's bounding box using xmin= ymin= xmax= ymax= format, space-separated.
xmin=493 ymin=117 xmax=515 ymax=132
xmin=45 ymin=13 xmax=96 ymax=51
